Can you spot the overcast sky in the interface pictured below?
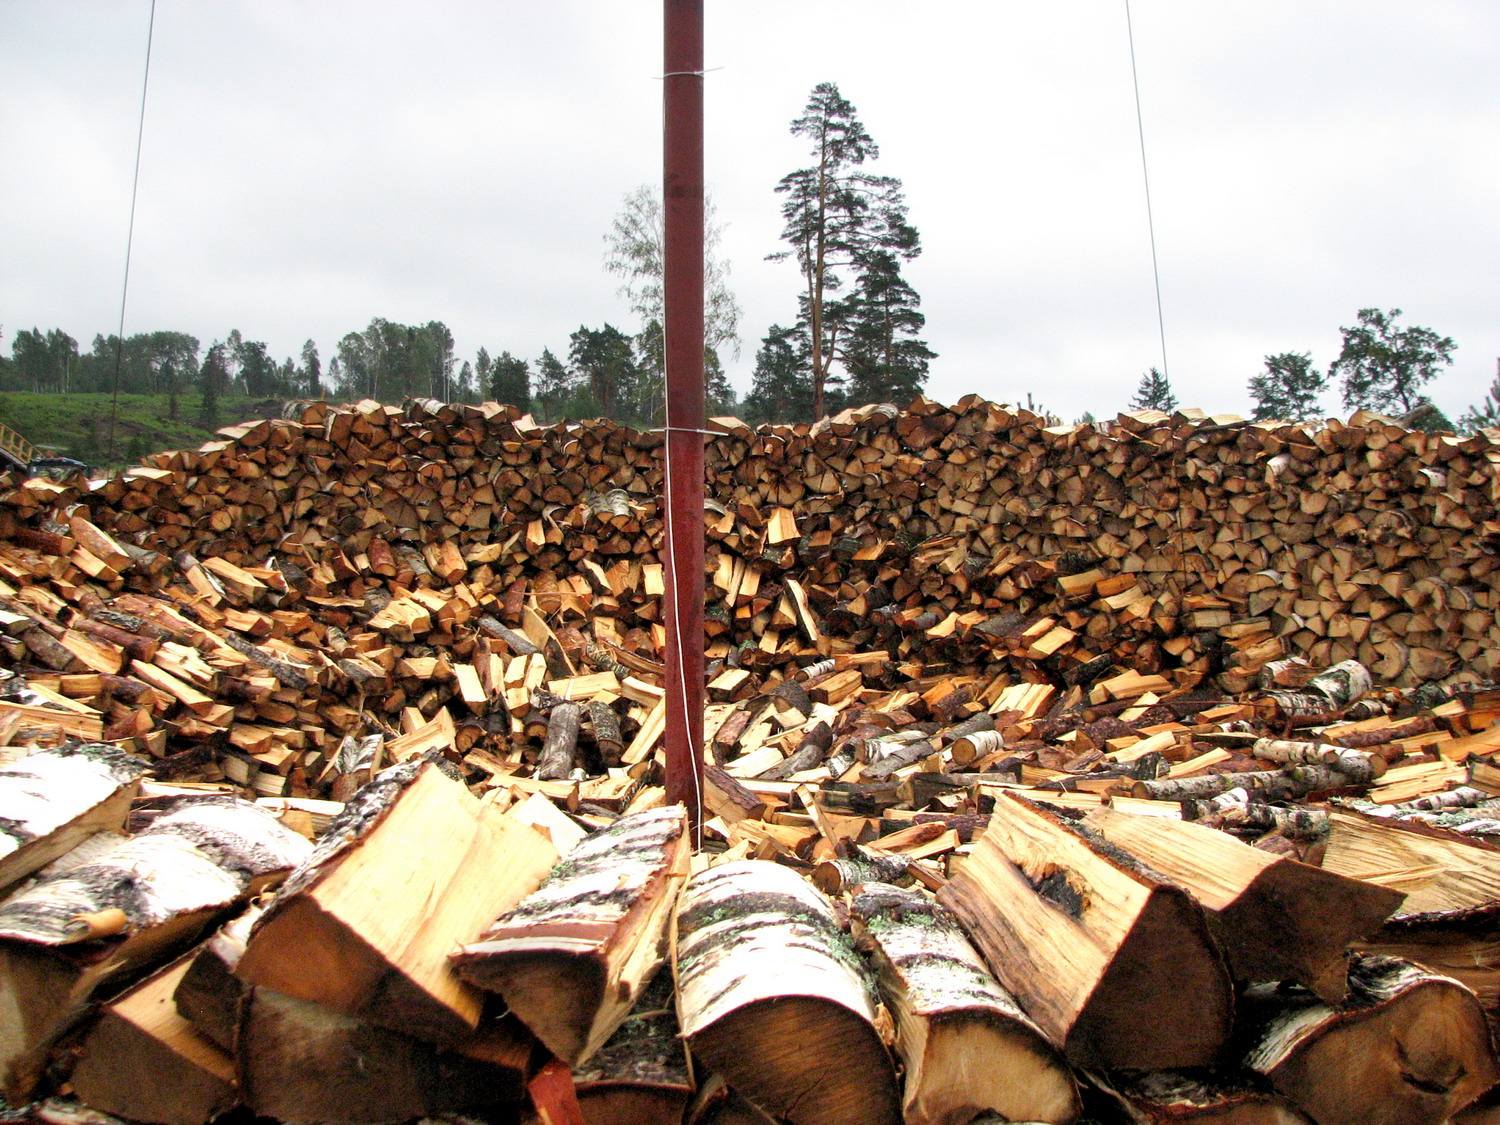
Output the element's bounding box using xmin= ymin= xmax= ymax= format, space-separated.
xmin=3 ymin=1 xmax=1497 ymax=424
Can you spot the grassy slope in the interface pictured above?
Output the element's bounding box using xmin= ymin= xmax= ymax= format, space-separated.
xmin=0 ymin=391 xmax=293 ymax=469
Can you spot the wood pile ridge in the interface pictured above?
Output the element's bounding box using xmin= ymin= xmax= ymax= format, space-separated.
xmin=0 ymin=395 xmax=1499 ymax=1123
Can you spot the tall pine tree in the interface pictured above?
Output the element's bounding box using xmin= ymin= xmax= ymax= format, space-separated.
xmin=488 ymin=351 xmax=531 ymax=411
xmin=840 ymin=249 xmax=934 ymax=407
xmin=772 ymin=82 xmax=928 ymax=418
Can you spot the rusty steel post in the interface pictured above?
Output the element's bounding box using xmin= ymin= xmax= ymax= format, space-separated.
xmin=662 ymin=0 xmax=706 ymax=834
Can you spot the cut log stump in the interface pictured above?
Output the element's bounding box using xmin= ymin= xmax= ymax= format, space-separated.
xmin=68 ymin=953 xmax=237 ymax=1125
xmin=937 ymin=792 xmax=1234 ymax=1070
xmin=237 ymin=986 xmax=531 ymax=1124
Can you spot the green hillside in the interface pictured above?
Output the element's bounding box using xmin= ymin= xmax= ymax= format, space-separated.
xmin=0 ymin=392 xmax=293 ymax=472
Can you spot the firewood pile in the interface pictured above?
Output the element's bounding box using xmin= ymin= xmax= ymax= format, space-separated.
xmin=1 ymin=395 xmax=1500 ymax=1124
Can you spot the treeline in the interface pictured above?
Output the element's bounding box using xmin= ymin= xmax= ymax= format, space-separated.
xmin=0 ymin=317 xmax=749 ymax=434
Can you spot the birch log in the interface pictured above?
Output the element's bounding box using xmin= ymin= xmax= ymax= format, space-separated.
xmin=452 ymin=804 xmax=689 ymax=1065
xmin=0 ymin=796 xmax=309 ymax=1101
xmin=673 ymin=859 xmax=902 ymax=1125
xmin=850 ymin=882 xmax=1080 ymax=1125
xmin=1242 ymin=954 xmax=1498 ymax=1125
xmin=0 ymin=743 xmax=144 ymax=895
xmin=1083 ymin=806 xmax=1403 ymax=997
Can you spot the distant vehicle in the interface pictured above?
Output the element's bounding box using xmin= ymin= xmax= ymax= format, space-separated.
xmin=26 ymin=455 xmax=90 ymax=481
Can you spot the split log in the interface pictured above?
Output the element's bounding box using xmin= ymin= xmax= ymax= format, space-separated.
xmin=0 ymin=796 xmax=309 ymax=1101
xmin=1088 ymin=1068 xmax=1314 ymax=1125
xmin=68 ymin=953 xmax=237 ymax=1125
xmin=0 ymin=742 xmax=145 ymax=894
xmin=938 ymin=792 xmax=1234 ymax=1070
xmin=238 ymin=986 xmax=531 ymax=1124
xmin=674 ymin=859 xmax=902 ymax=1125
xmin=1242 ymin=954 xmax=1498 ymax=1125
xmin=1083 ymin=806 xmax=1403 ymax=996
xmin=1318 ymin=805 xmax=1500 ymax=916
xmin=173 ymin=904 xmax=260 ymax=1053
xmin=850 ymin=882 xmax=1080 ymax=1125
xmin=235 ymin=757 xmax=558 ymax=1046
xmin=452 ymin=804 xmax=689 ymax=1065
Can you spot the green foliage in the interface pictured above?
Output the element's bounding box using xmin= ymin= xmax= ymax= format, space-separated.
xmin=773 ymin=82 xmax=929 ymax=418
xmin=8 ymin=327 xmax=78 ymax=393
xmin=604 ymin=185 xmax=741 ymax=361
xmin=742 ymin=325 xmax=812 ymax=424
xmin=488 ymin=351 xmax=531 ymax=411
xmin=568 ymin=325 xmax=642 ymax=424
xmin=0 ymin=391 xmax=289 ymax=470
xmin=1332 ymin=307 xmax=1455 ymax=416
xmin=839 ymin=249 xmax=934 ymax=407
xmin=1129 ymin=367 xmax=1177 ymax=413
xmin=300 ymin=340 xmax=321 ymax=397
xmin=1248 ymin=351 xmax=1327 ymax=422
xmin=333 ymin=318 xmax=456 ymax=401
xmin=531 ymin=347 xmax=575 ymax=424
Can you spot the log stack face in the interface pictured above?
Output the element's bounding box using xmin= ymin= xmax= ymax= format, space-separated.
xmin=8 ymin=396 xmax=1495 ymax=696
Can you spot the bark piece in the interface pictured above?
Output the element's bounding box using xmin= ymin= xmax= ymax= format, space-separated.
xmin=938 ymin=792 xmax=1234 ymax=1070
xmin=851 ymin=882 xmax=1080 ymax=1125
xmin=537 ymin=700 xmax=583 ymax=781
xmin=453 ymin=805 xmax=688 ymax=1066
xmin=235 ymin=757 xmax=558 ymax=1046
xmin=674 ymin=859 xmax=902 ymax=1125
xmin=68 ymin=953 xmax=238 ymax=1125
xmin=1083 ymin=806 xmax=1402 ymax=995
xmin=0 ymin=742 xmax=145 ymax=896
xmin=1243 ymin=954 xmax=1499 ymax=1125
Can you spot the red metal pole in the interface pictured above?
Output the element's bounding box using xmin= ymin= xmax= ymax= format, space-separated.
xmin=662 ymin=0 xmax=705 ymax=835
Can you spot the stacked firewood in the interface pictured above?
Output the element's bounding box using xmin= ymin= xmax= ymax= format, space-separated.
xmin=0 ymin=396 xmax=1499 ymax=1123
